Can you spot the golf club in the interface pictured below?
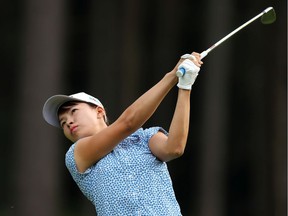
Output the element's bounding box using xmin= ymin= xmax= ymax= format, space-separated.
xmin=177 ymin=6 xmax=276 ymax=77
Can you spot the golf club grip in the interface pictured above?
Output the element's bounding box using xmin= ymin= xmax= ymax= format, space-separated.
xmin=176 ymin=51 xmax=208 ymax=77
xmin=176 ymin=68 xmax=185 ymax=77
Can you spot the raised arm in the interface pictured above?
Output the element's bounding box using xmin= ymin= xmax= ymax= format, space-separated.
xmin=74 ymin=62 xmax=181 ymax=172
xmin=149 ymin=53 xmax=203 ymax=162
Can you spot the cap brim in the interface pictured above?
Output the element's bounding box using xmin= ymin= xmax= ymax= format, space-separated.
xmin=42 ymin=95 xmax=84 ymax=128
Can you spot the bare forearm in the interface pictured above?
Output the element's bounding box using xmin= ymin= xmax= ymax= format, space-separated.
xmin=167 ymin=89 xmax=191 ymax=154
xmin=120 ymin=71 xmax=178 ymax=131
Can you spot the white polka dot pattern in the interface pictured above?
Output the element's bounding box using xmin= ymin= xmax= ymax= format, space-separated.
xmin=65 ymin=127 xmax=182 ymax=215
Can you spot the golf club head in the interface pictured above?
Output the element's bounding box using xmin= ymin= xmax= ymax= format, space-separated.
xmin=261 ymin=7 xmax=276 ymax=24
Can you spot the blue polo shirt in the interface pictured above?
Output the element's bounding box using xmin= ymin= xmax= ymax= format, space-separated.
xmin=65 ymin=127 xmax=182 ymax=216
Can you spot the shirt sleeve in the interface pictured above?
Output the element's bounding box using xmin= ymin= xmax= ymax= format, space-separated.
xmin=143 ymin=126 xmax=168 ymax=143
xmin=65 ymin=143 xmax=92 ymax=180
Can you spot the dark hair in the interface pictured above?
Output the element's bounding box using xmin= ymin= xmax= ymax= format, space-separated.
xmin=58 ymin=101 xmax=109 ymax=125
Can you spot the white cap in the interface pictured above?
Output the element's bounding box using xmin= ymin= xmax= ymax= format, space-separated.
xmin=42 ymin=92 xmax=104 ymax=128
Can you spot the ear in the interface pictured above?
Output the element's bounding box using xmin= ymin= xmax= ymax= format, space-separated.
xmin=95 ymin=106 xmax=106 ymax=118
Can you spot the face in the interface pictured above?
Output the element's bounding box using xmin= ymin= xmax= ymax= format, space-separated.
xmin=58 ymin=102 xmax=106 ymax=142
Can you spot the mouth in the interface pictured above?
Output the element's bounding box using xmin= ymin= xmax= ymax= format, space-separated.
xmin=70 ymin=126 xmax=78 ymax=133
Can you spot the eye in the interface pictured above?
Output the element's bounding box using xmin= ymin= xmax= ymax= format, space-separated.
xmin=60 ymin=121 xmax=66 ymax=128
xmin=71 ymin=108 xmax=77 ymax=114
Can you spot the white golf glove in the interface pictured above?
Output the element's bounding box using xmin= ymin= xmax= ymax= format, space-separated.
xmin=177 ymin=59 xmax=200 ymax=90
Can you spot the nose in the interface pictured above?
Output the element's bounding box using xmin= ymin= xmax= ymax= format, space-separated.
xmin=66 ymin=116 xmax=74 ymax=128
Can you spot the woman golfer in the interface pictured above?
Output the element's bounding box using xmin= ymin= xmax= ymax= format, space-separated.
xmin=42 ymin=52 xmax=203 ymax=215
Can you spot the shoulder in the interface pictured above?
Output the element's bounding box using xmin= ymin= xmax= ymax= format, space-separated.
xmin=65 ymin=143 xmax=94 ymax=176
xmin=65 ymin=144 xmax=75 ymax=166
xmin=65 ymin=144 xmax=78 ymax=175
xmin=143 ymin=127 xmax=168 ymax=140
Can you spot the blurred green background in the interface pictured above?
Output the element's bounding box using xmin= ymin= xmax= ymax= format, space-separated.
xmin=0 ymin=0 xmax=286 ymax=216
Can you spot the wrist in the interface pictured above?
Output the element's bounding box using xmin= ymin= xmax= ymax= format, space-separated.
xmin=178 ymin=88 xmax=192 ymax=95
xmin=165 ymin=71 xmax=178 ymax=85
xmin=178 ymin=87 xmax=191 ymax=92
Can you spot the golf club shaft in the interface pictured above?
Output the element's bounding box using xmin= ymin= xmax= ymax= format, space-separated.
xmin=200 ymin=9 xmax=269 ymax=59
xmin=177 ymin=7 xmax=274 ymax=77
